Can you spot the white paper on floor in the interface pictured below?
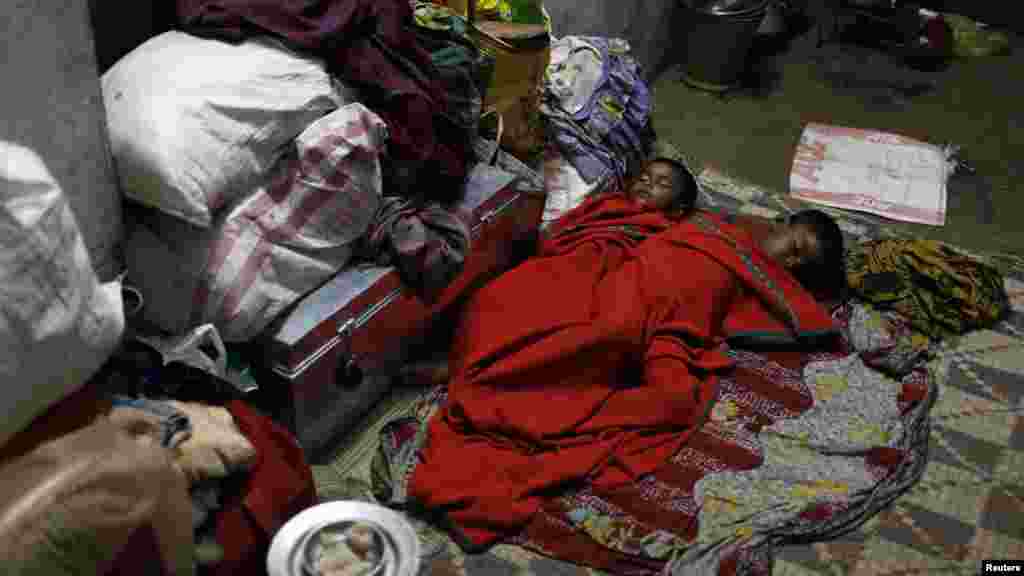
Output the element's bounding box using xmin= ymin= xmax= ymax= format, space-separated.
xmin=789 ymin=123 xmax=954 ymax=226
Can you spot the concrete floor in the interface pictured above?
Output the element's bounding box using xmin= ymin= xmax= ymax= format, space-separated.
xmin=649 ymin=22 xmax=1023 ymax=256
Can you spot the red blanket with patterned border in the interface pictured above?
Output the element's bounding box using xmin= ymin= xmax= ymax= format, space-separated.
xmin=408 ymin=209 xmax=838 ymax=548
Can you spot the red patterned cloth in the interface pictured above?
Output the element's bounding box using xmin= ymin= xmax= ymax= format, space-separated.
xmin=207 ymin=400 xmax=317 ymax=576
xmin=408 ymin=207 xmax=838 ymax=548
xmin=514 ymin=330 xmax=930 ymax=575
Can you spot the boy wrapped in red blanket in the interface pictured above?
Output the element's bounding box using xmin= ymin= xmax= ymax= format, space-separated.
xmin=408 ymin=166 xmax=847 ymax=548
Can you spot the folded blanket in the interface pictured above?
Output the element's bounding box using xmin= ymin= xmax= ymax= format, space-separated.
xmin=408 ymin=210 xmax=837 ymax=548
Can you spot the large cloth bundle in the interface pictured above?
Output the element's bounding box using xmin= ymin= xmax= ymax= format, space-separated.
xmin=102 ymin=31 xmax=348 ymax=228
xmin=0 ymin=142 xmax=124 ymax=448
xmin=124 ymin=104 xmax=388 ymax=342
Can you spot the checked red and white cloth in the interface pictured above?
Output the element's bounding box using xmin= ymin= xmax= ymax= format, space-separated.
xmin=126 ymin=103 xmax=388 ymax=341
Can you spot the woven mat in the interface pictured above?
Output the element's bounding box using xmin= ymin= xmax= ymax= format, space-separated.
xmin=313 ymin=166 xmax=1024 ymax=575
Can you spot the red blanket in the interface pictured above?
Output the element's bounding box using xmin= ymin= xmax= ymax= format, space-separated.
xmin=539 ymin=191 xmax=678 ymax=256
xmin=409 ymin=209 xmax=838 ymax=548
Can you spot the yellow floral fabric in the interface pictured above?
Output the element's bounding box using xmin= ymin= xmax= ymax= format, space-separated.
xmin=846 ymin=238 xmax=1010 ymax=339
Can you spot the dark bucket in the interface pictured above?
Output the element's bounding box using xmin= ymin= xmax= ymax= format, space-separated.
xmin=679 ymin=0 xmax=771 ymax=91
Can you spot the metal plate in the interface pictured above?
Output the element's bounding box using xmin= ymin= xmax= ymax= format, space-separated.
xmin=267 ymin=501 xmax=420 ymax=576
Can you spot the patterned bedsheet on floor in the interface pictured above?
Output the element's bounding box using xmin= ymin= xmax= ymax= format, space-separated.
xmin=314 ymin=166 xmax=1024 ymax=575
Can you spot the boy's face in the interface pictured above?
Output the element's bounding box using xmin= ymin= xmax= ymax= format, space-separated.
xmin=629 ymin=161 xmax=679 ymax=211
xmin=761 ymin=221 xmax=820 ymax=269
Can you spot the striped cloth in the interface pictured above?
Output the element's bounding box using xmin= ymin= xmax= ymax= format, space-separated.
xmin=127 ymin=103 xmax=386 ymax=341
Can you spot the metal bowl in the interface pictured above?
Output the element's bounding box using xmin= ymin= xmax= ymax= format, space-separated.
xmin=681 ymin=0 xmax=772 ymax=17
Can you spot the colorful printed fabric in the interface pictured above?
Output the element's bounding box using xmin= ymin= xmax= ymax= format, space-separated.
xmin=541 ymin=37 xmax=655 ymax=189
xmin=846 ymin=238 xmax=1011 ymax=339
xmin=836 ymin=301 xmax=934 ymax=377
xmin=414 ymin=2 xmax=465 ymax=30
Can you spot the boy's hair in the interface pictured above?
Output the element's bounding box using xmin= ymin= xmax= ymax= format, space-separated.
xmin=788 ymin=209 xmax=847 ymax=296
xmin=650 ymin=158 xmax=698 ymax=216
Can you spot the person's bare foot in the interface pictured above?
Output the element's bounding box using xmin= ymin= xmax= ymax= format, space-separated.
xmin=397 ymin=361 xmax=449 ymax=386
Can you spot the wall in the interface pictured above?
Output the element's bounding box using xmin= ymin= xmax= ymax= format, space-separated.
xmin=544 ymin=0 xmax=684 ymax=81
xmin=1 ymin=0 xmax=122 ymax=280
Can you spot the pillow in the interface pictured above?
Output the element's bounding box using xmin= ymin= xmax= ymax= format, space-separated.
xmin=0 ymin=142 xmax=125 ymax=448
xmin=102 ymin=31 xmax=353 ymax=228
xmin=540 ymin=146 xmax=604 ymax=229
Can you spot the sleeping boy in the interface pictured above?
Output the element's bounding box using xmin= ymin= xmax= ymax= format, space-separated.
xmin=399 ymin=151 xmax=699 ymax=386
